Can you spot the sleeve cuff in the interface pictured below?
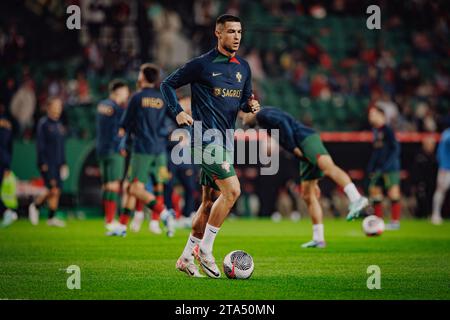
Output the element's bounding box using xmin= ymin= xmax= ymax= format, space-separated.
xmin=240 ymin=102 xmax=251 ymax=113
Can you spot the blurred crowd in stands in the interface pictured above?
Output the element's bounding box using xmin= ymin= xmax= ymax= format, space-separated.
xmin=0 ymin=0 xmax=449 ymax=218
xmin=0 ymin=0 xmax=449 ymax=140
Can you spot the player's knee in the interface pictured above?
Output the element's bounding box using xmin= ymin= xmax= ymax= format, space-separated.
xmin=388 ymin=191 xmax=401 ymax=201
xmin=224 ymin=186 xmax=241 ymax=203
xmin=322 ymin=162 xmax=337 ymax=177
xmin=301 ymin=183 xmax=317 ymax=204
xmin=318 ymin=155 xmax=332 ymax=169
xmin=203 ymin=199 xmax=214 ymax=212
xmin=129 ymin=182 xmax=142 ymax=196
xmin=302 ymin=191 xmax=316 ymax=204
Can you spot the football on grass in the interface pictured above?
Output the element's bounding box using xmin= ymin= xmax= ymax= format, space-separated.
xmin=362 ymin=215 xmax=385 ymax=236
xmin=223 ymin=250 xmax=254 ymax=279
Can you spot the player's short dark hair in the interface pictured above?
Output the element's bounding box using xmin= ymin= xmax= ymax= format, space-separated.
xmin=108 ymin=79 xmax=128 ymax=93
xmin=140 ymin=63 xmax=160 ymax=84
xmin=216 ymin=14 xmax=241 ymax=26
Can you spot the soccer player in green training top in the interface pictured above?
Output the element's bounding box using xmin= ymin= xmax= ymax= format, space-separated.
xmin=161 ymin=14 xmax=260 ymax=278
xmin=239 ymin=107 xmax=369 ymax=248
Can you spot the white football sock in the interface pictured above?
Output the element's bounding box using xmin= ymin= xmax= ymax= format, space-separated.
xmin=200 ymin=223 xmax=220 ymax=254
xmin=182 ymin=234 xmax=201 ymax=260
xmin=313 ymin=224 xmax=324 ymax=242
xmin=344 ymin=183 xmax=361 ymax=203
xmin=135 ymin=211 xmax=144 ymax=220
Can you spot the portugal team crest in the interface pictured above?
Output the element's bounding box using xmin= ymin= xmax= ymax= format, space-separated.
xmin=221 ymin=161 xmax=231 ymax=173
xmin=236 ymin=72 xmax=242 ymax=82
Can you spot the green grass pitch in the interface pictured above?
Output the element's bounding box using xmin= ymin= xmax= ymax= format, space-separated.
xmin=0 ymin=218 xmax=449 ymax=300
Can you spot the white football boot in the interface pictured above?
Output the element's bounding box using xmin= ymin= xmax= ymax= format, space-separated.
xmin=176 ymin=255 xmax=204 ymax=278
xmin=193 ymin=245 xmax=221 ymax=279
xmin=47 ymin=217 xmax=66 ymax=228
xmin=2 ymin=209 xmax=18 ymax=227
xmin=149 ymin=219 xmax=162 ymax=235
xmin=106 ymin=223 xmax=127 ymax=237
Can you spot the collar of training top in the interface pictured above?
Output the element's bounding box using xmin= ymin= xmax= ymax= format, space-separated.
xmin=213 ymin=48 xmax=240 ymax=64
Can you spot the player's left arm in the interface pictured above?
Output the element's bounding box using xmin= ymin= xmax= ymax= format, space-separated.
xmin=239 ymin=64 xmax=259 ymax=114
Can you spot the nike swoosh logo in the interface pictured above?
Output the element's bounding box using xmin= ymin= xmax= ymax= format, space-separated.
xmin=212 ymin=72 xmax=222 ymax=77
xmin=187 ymin=268 xmax=194 ymax=276
xmin=201 ymin=262 xmax=220 ymax=277
xmin=210 ymin=230 xmax=217 ymax=234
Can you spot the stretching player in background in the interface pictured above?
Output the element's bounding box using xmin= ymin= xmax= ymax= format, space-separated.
xmin=431 ymin=127 xmax=450 ymax=225
xmin=367 ymin=107 xmax=402 ymax=230
xmin=28 ymin=97 xmax=67 ymax=227
xmin=96 ymin=80 xmax=129 ymax=232
xmin=239 ymin=107 xmax=369 ymax=248
xmin=0 ymin=103 xmax=17 ymax=227
xmin=161 ymin=14 xmax=260 ymax=277
xmin=108 ymin=63 xmax=173 ymax=237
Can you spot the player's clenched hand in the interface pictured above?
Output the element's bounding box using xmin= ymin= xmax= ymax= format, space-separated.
xmin=176 ymin=111 xmax=194 ymax=126
xmin=41 ymin=164 xmax=48 ymax=172
xmin=248 ymin=94 xmax=260 ymax=114
xmin=119 ymin=149 xmax=127 ymax=157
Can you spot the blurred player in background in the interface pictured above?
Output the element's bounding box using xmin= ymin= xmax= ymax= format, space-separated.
xmin=28 ymin=97 xmax=67 ymax=227
xmin=161 ymin=14 xmax=260 ymax=278
xmin=108 ymin=63 xmax=173 ymax=237
xmin=239 ymin=107 xmax=369 ymax=248
xmin=431 ymin=127 xmax=450 ymax=225
xmin=0 ymin=103 xmax=18 ymax=227
xmin=96 ymin=79 xmax=129 ymax=232
xmin=367 ymin=107 xmax=402 ymax=230
xmin=164 ymin=94 xmax=197 ymax=229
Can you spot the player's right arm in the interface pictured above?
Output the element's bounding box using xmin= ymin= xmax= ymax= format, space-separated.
xmin=160 ymin=58 xmax=203 ymax=126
